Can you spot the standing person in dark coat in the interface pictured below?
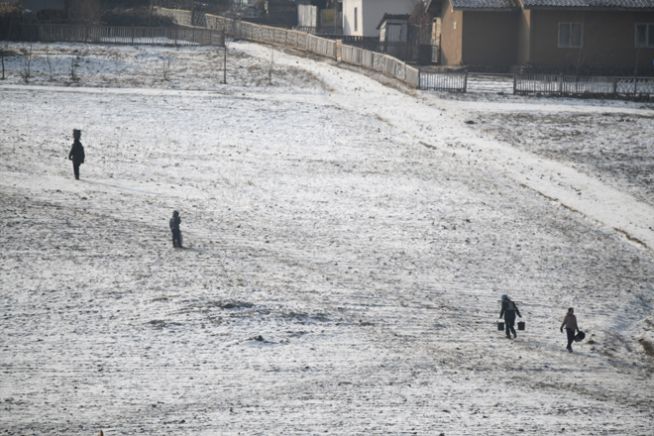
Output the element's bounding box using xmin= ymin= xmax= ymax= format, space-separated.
xmin=560 ymin=307 xmax=580 ymax=352
xmin=169 ymin=210 xmax=182 ymax=248
xmin=499 ymin=294 xmax=522 ymax=339
xmin=68 ymin=129 xmax=85 ymax=180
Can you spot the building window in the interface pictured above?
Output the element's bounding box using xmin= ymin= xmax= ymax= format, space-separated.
xmin=354 ymin=7 xmax=358 ymax=32
xmin=558 ymin=22 xmax=583 ymax=48
xmin=635 ymin=23 xmax=654 ymax=48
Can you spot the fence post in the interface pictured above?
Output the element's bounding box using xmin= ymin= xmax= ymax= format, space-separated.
xmin=131 ymin=27 xmax=135 ymax=45
xmin=513 ymin=73 xmax=517 ymax=94
xmin=612 ymin=77 xmax=618 ymax=95
xmin=1 ymin=51 xmax=4 ymax=80
xmin=223 ymin=30 xmax=227 ymax=85
xmin=463 ymin=71 xmax=468 ymax=93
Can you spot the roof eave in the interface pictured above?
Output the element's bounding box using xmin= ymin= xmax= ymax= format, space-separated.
xmin=453 ymin=7 xmax=521 ymax=10
xmin=523 ymin=5 xmax=654 ymax=11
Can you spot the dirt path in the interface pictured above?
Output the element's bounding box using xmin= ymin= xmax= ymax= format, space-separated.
xmin=233 ymin=43 xmax=654 ymax=254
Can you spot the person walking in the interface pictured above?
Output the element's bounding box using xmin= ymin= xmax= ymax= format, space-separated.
xmin=499 ymin=294 xmax=522 ymax=339
xmin=169 ymin=210 xmax=182 ymax=248
xmin=68 ymin=129 xmax=85 ymax=180
xmin=560 ymin=307 xmax=580 ymax=352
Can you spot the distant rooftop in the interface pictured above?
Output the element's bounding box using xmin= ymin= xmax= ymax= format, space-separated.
xmin=446 ymin=0 xmax=654 ymax=8
xmin=450 ymin=0 xmax=518 ymax=9
xmin=521 ymin=0 xmax=654 ymax=8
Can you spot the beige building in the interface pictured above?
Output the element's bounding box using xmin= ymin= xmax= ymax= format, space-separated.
xmin=429 ymin=0 xmax=654 ymax=74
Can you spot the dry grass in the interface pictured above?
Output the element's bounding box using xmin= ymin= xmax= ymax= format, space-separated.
xmin=638 ymin=338 xmax=654 ymax=358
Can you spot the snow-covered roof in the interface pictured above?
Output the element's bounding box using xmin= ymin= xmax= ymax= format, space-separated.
xmin=376 ymin=13 xmax=411 ymax=29
xmin=447 ymin=0 xmax=654 ymax=9
xmin=522 ymin=0 xmax=654 ymax=8
xmin=450 ymin=0 xmax=519 ymax=10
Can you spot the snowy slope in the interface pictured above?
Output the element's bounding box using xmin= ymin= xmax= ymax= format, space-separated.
xmin=1 ymin=42 xmax=653 ymax=435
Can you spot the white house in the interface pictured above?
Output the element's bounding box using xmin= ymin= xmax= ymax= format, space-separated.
xmin=342 ymin=0 xmax=420 ymax=37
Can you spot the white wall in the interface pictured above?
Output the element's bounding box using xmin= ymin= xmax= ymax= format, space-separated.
xmin=342 ymin=0 xmax=363 ymax=36
xmin=298 ymin=4 xmax=318 ymax=28
xmin=342 ymin=0 xmax=419 ymax=37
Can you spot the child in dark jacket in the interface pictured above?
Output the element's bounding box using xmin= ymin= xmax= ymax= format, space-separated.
xmin=68 ymin=129 xmax=85 ymax=180
xmin=169 ymin=210 xmax=182 ymax=248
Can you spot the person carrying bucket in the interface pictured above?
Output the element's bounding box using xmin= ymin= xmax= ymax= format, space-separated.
xmin=499 ymin=294 xmax=522 ymax=339
xmin=560 ymin=307 xmax=581 ymax=352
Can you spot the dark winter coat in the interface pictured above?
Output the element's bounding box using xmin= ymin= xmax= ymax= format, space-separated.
xmin=561 ymin=313 xmax=578 ymax=331
xmin=69 ymin=140 xmax=85 ymax=164
xmin=169 ymin=215 xmax=181 ymax=232
xmin=500 ymin=299 xmax=521 ymax=320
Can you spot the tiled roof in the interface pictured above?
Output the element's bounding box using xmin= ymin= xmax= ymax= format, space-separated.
xmin=450 ymin=0 xmax=519 ymax=9
xmin=522 ymin=0 xmax=654 ymax=8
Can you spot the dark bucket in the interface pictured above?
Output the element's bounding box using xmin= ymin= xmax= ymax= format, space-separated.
xmin=517 ymin=321 xmax=525 ymax=331
xmin=574 ymin=331 xmax=585 ymax=342
xmin=497 ymin=322 xmax=504 ymax=331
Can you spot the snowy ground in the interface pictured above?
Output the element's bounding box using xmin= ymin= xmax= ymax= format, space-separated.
xmin=1 ymin=42 xmax=653 ymax=435
xmin=0 ymin=42 xmax=326 ymax=90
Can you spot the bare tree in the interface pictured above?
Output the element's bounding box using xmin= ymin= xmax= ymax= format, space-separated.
xmin=161 ymin=56 xmax=172 ymax=81
xmin=70 ymin=54 xmax=81 ymax=82
xmin=45 ymin=47 xmax=54 ymax=81
xmin=20 ymin=46 xmax=33 ymax=83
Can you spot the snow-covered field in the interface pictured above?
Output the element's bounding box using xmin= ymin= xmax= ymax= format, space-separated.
xmin=1 ymin=42 xmax=653 ymax=435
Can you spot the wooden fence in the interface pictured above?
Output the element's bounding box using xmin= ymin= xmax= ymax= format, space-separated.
xmin=204 ymin=14 xmax=432 ymax=89
xmin=154 ymin=9 xmax=462 ymax=92
xmin=419 ymin=70 xmax=467 ymax=92
xmin=514 ymin=74 xmax=654 ymax=100
xmin=11 ymin=24 xmax=224 ymax=46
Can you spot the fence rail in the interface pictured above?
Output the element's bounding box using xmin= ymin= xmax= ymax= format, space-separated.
xmin=8 ymin=24 xmax=224 ymax=46
xmin=514 ymin=74 xmax=654 ymax=99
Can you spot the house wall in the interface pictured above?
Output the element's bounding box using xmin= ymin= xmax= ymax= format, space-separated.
xmin=342 ymin=0 xmax=363 ymax=35
xmin=517 ymin=8 xmax=531 ymax=65
xmin=461 ymin=10 xmax=518 ymax=70
xmin=380 ymin=20 xmax=409 ymax=43
xmin=439 ymin=0 xmax=463 ymax=65
xmin=342 ymin=0 xmax=418 ymax=37
xmin=528 ymin=10 xmax=654 ymax=73
xmin=23 ymin=0 xmax=65 ymax=12
xmin=298 ymin=4 xmax=318 ymax=27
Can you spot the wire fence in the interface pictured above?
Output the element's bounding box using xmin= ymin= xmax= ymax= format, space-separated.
xmin=514 ymin=74 xmax=654 ymax=100
xmin=6 ymin=23 xmax=225 ymax=47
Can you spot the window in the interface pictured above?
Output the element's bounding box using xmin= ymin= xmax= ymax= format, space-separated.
xmin=354 ymin=7 xmax=358 ymax=32
xmin=558 ymin=22 xmax=583 ymax=48
xmin=635 ymin=23 xmax=654 ymax=48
